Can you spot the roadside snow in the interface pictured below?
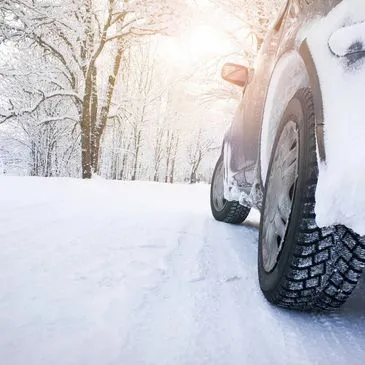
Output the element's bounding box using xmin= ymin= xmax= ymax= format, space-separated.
xmin=0 ymin=177 xmax=364 ymax=365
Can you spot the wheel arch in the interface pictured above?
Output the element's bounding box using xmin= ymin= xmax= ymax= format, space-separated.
xmin=259 ymin=42 xmax=325 ymax=187
xmin=299 ymin=40 xmax=326 ymax=164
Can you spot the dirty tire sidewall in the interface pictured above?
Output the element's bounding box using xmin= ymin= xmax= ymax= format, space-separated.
xmin=210 ymin=156 xmax=251 ymax=225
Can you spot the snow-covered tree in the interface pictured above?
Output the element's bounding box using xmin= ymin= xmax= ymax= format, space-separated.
xmin=211 ymin=0 xmax=284 ymax=51
xmin=0 ymin=0 xmax=187 ymax=178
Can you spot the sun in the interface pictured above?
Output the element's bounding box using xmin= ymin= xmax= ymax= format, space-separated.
xmin=186 ymin=25 xmax=232 ymax=58
xmin=159 ymin=24 xmax=234 ymax=70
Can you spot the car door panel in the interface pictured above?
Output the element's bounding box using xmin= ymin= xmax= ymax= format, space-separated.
xmin=224 ymin=1 xmax=291 ymax=193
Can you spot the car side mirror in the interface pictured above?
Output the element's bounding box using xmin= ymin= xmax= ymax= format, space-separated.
xmin=221 ymin=63 xmax=249 ymax=88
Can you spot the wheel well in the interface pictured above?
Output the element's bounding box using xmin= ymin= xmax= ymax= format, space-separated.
xmin=300 ymin=40 xmax=326 ymax=163
xmin=260 ymin=47 xmax=323 ymax=186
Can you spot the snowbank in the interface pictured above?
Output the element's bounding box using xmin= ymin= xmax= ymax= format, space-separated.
xmin=305 ymin=0 xmax=365 ymax=235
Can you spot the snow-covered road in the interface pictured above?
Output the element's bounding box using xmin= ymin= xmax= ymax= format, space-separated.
xmin=0 ymin=177 xmax=365 ymax=365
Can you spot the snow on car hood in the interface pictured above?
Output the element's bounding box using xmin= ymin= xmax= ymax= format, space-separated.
xmin=306 ymin=0 xmax=365 ymax=235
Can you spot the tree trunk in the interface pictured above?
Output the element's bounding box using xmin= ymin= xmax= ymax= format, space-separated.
xmin=164 ymin=130 xmax=172 ymax=183
xmin=90 ymin=66 xmax=99 ymax=172
xmin=169 ymin=136 xmax=179 ymax=184
xmin=80 ymin=4 xmax=113 ymax=178
xmin=80 ymin=69 xmax=93 ymax=179
xmin=79 ymin=0 xmax=94 ymax=179
xmin=169 ymin=157 xmax=176 ymax=184
xmin=30 ymin=140 xmax=37 ymax=176
xmin=153 ymin=127 xmax=164 ymax=182
xmin=189 ymin=151 xmax=202 ymax=184
xmin=190 ymin=170 xmax=197 ymax=184
xmin=92 ymin=43 xmax=124 ymax=174
xmin=131 ymin=130 xmax=141 ymax=181
xmin=120 ymin=137 xmax=131 ymax=180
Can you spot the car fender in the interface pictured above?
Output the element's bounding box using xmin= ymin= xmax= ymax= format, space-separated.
xmin=259 ymin=49 xmax=311 ymax=186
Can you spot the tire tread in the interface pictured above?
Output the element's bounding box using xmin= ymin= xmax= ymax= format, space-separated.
xmin=220 ymin=201 xmax=251 ymax=224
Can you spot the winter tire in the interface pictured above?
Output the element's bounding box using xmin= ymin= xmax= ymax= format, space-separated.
xmin=258 ymin=88 xmax=365 ymax=311
xmin=210 ymin=156 xmax=250 ymax=224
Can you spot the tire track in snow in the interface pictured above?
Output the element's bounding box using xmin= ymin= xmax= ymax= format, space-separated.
xmin=118 ymin=209 xmax=365 ymax=365
xmin=118 ymin=213 xmax=286 ymax=365
xmin=118 ymin=214 xmax=211 ymax=364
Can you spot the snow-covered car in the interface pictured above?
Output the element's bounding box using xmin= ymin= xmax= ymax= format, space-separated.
xmin=210 ymin=0 xmax=365 ymax=311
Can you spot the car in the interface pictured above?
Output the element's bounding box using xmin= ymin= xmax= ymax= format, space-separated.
xmin=210 ymin=0 xmax=365 ymax=311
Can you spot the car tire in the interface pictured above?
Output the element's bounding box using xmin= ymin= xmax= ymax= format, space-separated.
xmin=258 ymin=88 xmax=365 ymax=311
xmin=210 ymin=156 xmax=250 ymax=224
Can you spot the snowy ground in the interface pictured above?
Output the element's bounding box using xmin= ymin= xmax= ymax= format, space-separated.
xmin=0 ymin=177 xmax=365 ymax=365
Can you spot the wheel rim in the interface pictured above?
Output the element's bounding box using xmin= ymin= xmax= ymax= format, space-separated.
xmin=262 ymin=121 xmax=299 ymax=273
xmin=212 ymin=160 xmax=227 ymax=211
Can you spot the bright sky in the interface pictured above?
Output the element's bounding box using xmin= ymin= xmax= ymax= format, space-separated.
xmin=160 ymin=24 xmax=236 ymax=71
xmin=158 ymin=0 xmax=248 ymax=74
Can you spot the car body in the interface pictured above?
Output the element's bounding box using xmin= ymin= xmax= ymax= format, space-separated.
xmin=211 ymin=0 xmax=365 ymax=310
xmin=224 ymin=0 xmax=365 ymax=231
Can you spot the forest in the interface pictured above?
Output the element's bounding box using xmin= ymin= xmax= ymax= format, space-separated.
xmin=0 ymin=0 xmax=281 ymax=183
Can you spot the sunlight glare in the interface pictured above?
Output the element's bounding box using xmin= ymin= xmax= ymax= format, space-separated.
xmin=160 ymin=24 xmax=234 ymax=70
xmin=187 ymin=25 xmax=232 ymax=57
